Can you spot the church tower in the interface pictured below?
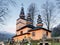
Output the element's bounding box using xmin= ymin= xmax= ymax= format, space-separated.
xmin=16 ymin=5 xmax=27 ymax=30
xmin=19 ymin=6 xmax=25 ymax=19
xmin=27 ymin=13 xmax=33 ymax=25
xmin=36 ymin=15 xmax=43 ymax=28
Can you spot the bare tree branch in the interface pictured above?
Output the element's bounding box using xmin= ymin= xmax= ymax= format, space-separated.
xmin=28 ymin=3 xmax=38 ymax=25
xmin=42 ymin=1 xmax=56 ymax=30
xmin=0 ymin=0 xmax=17 ymax=25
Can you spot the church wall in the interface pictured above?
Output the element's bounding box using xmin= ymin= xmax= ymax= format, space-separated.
xmin=16 ymin=19 xmax=27 ymax=24
xmin=29 ymin=29 xmax=43 ymax=40
xmin=20 ymin=27 xmax=31 ymax=34
xmin=13 ymin=34 xmax=30 ymax=42
xmin=48 ymin=32 xmax=51 ymax=38
xmin=16 ymin=19 xmax=27 ymax=30
xmin=16 ymin=31 xmax=20 ymax=35
xmin=28 ymin=29 xmax=51 ymax=40
xmin=14 ymin=28 xmax=51 ymax=41
xmin=13 ymin=37 xmax=18 ymax=42
xmin=16 ymin=23 xmax=26 ymax=30
xmin=16 ymin=27 xmax=32 ymax=35
xmin=40 ymin=29 xmax=51 ymax=38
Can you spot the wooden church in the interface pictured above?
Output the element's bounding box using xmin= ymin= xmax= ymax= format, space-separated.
xmin=13 ymin=6 xmax=51 ymax=42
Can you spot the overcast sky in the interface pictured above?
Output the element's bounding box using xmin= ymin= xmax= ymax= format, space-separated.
xmin=0 ymin=0 xmax=60 ymax=34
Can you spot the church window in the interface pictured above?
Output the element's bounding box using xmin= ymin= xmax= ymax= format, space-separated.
xmin=21 ymin=31 xmax=23 ymax=34
xmin=32 ymin=32 xmax=35 ymax=36
xmin=46 ymin=32 xmax=48 ymax=36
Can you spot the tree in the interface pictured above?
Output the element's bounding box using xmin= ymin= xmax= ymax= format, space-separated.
xmin=0 ymin=0 xmax=16 ymax=25
xmin=52 ymin=24 xmax=60 ymax=37
xmin=42 ymin=1 xmax=56 ymax=30
xmin=28 ymin=3 xmax=38 ymax=25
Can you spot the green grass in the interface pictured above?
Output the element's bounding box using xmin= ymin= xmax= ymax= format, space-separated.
xmin=23 ymin=40 xmax=60 ymax=45
xmin=51 ymin=42 xmax=60 ymax=45
xmin=24 ymin=42 xmax=60 ymax=45
xmin=31 ymin=41 xmax=37 ymax=45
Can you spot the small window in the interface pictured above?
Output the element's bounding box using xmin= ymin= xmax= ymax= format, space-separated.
xmin=21 ymin=31 xmax=23 ymax=34
xmin=32 ymin=32 xmax=35 ymax=36
xmin=46 ymin=32 xmax=48 ymax=36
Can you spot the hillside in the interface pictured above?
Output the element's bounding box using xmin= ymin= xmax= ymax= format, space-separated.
xmin=0 ymin=31 xmax=15 ymax=41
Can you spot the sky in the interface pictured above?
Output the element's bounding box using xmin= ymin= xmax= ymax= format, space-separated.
xmin=0 ymin=0 xmax=60 ymax=34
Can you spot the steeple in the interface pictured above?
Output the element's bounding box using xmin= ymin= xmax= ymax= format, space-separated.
xmin=19 ymin=4 xmax=25 ymax=19
xmin=27 ymin=13 xmax=33 ymax=25
xmin=36 ymin=15 xmax=43 ymax=28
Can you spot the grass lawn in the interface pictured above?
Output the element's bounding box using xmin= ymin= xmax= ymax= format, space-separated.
xmin=24 ymin=41 xmax=60 ymax=45
xmin=51 ymin=43 xmax=60 ymax=45
xmin=24 ymin=42 xmax=60 ymax=45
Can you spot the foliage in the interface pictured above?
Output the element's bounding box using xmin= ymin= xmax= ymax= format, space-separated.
xmin=52 ymin=24 xmax=60 ymax=37
xmin=6 ymin=39 xmax=60 ymax=45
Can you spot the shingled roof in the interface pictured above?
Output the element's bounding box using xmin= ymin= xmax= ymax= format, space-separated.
xmin=12 ymin=33 xmax=30 ymax=38
xmin=17 ymin=24 xmax=35 ymax=31
xmin=28 ymin=27 xmax=52 ymax=32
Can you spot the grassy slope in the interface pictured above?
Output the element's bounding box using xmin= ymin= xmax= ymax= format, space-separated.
xmin=51 ymin=42 xmax=60 ymax=45
xmin=24 ymin=40 xmax=60 ymax=45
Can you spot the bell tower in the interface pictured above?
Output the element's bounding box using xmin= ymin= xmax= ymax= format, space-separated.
xmin=16 ymin=4 xmax=27 ymax=30
xmin=27 ymin=13 xmax=33 ymax=25
xmin=36 ymin=15 xmax=43 ymax=28
xmin=19 ymin=4 xmax=25 ymax=19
